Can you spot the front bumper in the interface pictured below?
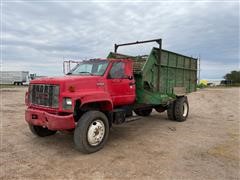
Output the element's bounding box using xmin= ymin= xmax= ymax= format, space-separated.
xmin=25 ymin=108 xmax=75 ymax=130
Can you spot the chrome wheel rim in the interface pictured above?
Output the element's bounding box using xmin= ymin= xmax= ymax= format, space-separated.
xmin=183 ymin=102 xmax=188 ymax=117
xmin=87 ymin=119 xmax=105 ymax=146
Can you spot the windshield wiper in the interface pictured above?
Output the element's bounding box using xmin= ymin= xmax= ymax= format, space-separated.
xmin=66 ymin=72 xmax=72 ymax=75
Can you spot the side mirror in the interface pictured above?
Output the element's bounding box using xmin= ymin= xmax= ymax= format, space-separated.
xmin=128 ymin=75 xmax=133 ymax=80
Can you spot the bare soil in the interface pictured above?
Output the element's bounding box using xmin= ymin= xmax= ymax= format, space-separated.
xmin=0 ymin=87 xmax=239 ymax=180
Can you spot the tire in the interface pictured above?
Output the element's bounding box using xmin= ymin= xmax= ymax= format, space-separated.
xmin=167 ymin=101 xmax=176 ymax=120
xmin=74 ymin=111 xmax=109 ymax=154
xmin=134 ymin=108 xmax=152 ymax=116
xmin=174 ymin=96 xmax=189 ymax=122
xmin=29 ymin=124 xmax=57 ymax=137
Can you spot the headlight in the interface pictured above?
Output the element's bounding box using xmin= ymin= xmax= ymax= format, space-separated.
xmin=65 ymin=98 xmax=72 ymax=105
xmin=63 ymin=98 xmax=72 ymax=110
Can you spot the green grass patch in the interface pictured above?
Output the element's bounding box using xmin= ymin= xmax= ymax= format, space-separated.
xmin=0 ymin=84 xmax=16 ymax=89
xmin=0 ymin=84 xmax=28 ymax=89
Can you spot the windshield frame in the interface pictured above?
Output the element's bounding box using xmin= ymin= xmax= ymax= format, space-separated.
xmin=67 ymin=59 xmax=109 ymax=76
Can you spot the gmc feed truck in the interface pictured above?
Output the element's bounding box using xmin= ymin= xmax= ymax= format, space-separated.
xmin=25 ymin=39 xmax=198 ymax=153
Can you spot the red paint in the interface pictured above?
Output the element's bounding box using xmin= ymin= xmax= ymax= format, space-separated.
xmin=25 ymin=59 xmax=136 ymax=130
xmin=25 ymin=108 xmax=75 ymax=130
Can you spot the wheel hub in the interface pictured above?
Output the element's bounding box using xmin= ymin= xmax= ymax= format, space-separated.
xmin=87 ymin=120 xmax=105 ymax=146
xmin=183 ymin=102 xmax=188 ymax=117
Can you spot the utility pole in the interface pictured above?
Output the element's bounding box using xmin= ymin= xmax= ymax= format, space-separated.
xmin=198 ymin=55 xmax=201 ymax=84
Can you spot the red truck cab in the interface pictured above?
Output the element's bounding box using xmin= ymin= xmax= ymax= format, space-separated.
xmin=25 ymin=59 xmax=136 ymax=153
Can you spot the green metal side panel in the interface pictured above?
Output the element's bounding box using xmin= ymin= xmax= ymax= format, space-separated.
xmin=107 ymin=47 xmax=198 ymax=105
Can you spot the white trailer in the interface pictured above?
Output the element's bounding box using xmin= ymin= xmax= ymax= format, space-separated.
xmin=0 ymin=71 xmax=29 ymax=85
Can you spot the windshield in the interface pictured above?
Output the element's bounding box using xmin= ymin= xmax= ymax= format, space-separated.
xmin=67 ymin=60 xmax=109 ymax=76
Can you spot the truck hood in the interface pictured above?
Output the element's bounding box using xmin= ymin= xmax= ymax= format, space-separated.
xmin=30 ymin=75 xmax=104 ymax=92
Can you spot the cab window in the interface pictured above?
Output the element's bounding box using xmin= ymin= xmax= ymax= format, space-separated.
xmin=108 ymin=62 xmax=125 ymax=79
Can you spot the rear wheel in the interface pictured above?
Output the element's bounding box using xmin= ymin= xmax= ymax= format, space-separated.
xmin=134 ymin=108 xmax=152 ymax=116
xmin=174 ymin=96 xmax=189 ymax=122
xmin=74 ymin=111 xmax=109 ymax=154
xmin=167 ymin=96 xmax=189 ymax=122
xmin=167 ymin=101 xmax=176 ymax=120
xmin=29 ymin=124 xmax=57 ymax=137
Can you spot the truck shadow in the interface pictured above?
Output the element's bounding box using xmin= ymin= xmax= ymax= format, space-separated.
xmin=108 ymin=113 xmax=170 ymax=142
xmin=29 ymin=112 xmax=173 ymax=154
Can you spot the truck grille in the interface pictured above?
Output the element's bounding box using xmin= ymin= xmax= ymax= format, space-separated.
xmin=29 ymin=84 xmax=59 ymax=108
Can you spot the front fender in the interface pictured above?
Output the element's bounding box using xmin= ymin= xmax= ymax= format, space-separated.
xmin=81 ymin=92 xmax=113 ymax=111
xmin=68 ymin=91 xmax=113 ymax=111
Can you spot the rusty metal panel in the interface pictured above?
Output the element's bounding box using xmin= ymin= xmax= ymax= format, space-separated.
xmin=173 ymin=87 xmax=186 ymax=96
xmin=107 ymin=52 xmax=147 ymax=74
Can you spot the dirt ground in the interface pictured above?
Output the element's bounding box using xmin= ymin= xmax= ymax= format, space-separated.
xmin=0 ymin=87 xmax=239 ymax=180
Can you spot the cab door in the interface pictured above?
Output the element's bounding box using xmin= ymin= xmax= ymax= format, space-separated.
xmin=107 ymin=61 xmax=135 ymax=106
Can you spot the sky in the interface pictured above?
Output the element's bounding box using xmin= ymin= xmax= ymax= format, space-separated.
xmin=1 ymin=0 xmax=239 ymax=79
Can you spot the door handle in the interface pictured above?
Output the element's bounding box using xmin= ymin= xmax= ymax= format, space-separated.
xmin=112 ymin=79 xmax=122 ymax=83
xmin=129 ymin=82 xmax=135 ymax=86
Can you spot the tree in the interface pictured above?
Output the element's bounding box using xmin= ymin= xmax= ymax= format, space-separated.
xmin=224 ymin=70 xmax=240 ymax=84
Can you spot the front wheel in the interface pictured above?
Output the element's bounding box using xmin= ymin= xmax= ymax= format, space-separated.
xmin=74 ymin=111 xmax=109 ymax=154
xmin=29 ymin=124 xmax=57 ymax=137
